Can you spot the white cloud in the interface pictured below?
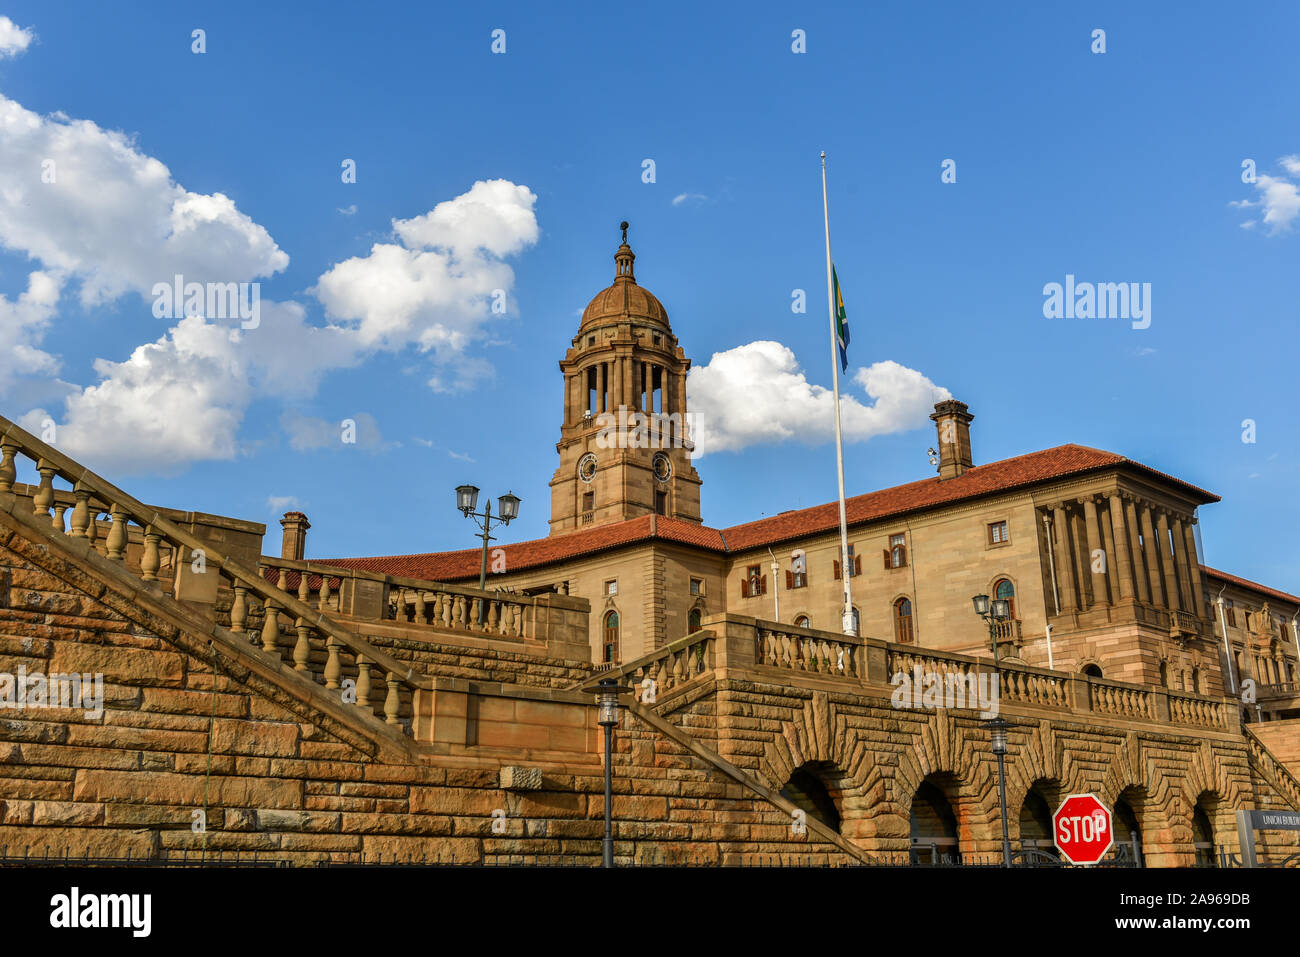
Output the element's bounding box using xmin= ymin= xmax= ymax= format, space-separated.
xmin=686 ymin=341 xmax=949 ymax=457
xmin=0 ymin=269 xmax=63 ymax=390
xmin=0 ymin=16 xmax=33 ymax=59
xmin=313 ymin=179 xmax=538 ymax=364
xmin=0 ymin=94 xmax=288 ymax=306
xmin=1236 ymin=158 xmax=1300 ymax=235
xmin=337 ymin=204 xmax=357 ymax=216
xmin=281 ymin=410 xmax=386 ymax=452
xmin=267 ymin=495 xmax=303 ymax=513
xmin=447 ymin=449 xmax=476 ymax=463
xmin=672 ymin=193 xmax=708 ymax=207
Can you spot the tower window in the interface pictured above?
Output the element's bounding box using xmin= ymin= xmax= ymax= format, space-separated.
xmin=894 ymin=597 xmax=914 ymax=644
xmin=742 ymin=564 xmax=767 ymax=598
xmin=655 ymin=490 xmax=667 ymax=515
xmin=690 ymin=578 xmax=702 ymax=596
xmin=988 ymin=521 xmax=1009 ymax=545
xmin=603 ymin=610 xmax=620 ymax=663
xmin=885 ymin=534 xmax=908 ymax=569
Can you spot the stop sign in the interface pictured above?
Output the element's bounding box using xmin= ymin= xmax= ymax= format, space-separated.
xmin=1053 ymin=793 xmax=1113 ymax=865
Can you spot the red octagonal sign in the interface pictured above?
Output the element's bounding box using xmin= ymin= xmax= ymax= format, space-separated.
xmin=1053 ymin=793 xmax=1113 ymax=865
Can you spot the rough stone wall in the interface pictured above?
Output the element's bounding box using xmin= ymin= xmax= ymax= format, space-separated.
xmin=0 ymin=519 xmax=850 ymax=866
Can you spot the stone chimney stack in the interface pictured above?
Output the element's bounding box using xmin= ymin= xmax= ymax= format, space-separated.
xmin=929 ymin=400 xmax=974 ymax=480
xmin=280 ymin=511 xmax=310 ymax=561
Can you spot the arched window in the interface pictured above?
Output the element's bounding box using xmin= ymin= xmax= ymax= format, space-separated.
xmin=603 ymin=611 xmax=620 ymax=663
xmin=688 ymin=608 xmax=702 ymax=633
xmin=994 ymin=578 xmax=1016 ymax=618
xmin=851 ymin=607 xmax=860 ymax=634
xmin=894 ymin=597 xmax=914 ymax=644
xmin=1082 ymin=663 xmax=1103 ymax=678
xmin=1158 ymin=660 xmax=1168 ymax=687
xmin=1190 ymin=666 xmax=1201 ymax=694
xmin=794 ymin=615 xmax=810 ymax=628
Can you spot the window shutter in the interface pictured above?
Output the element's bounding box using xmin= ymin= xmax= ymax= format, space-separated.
xmin=882 ymin=549 xmax=891 ymax=570
xmin=854 ymin=554 xmax=862 ymax=576
xmin=785 ymin=570 xmax=794 ymax=589
xmin=761 ymin=575 xmax=768 ymax=595
xmin=833 ymin=560 xmax=841 ymax=580
xmin=740 ymin=579 xmax=749 ymax=599
xmin=899 ymin=546 xmax=907 ymax=567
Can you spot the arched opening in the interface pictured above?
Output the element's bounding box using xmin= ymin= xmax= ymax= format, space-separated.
xmin=1082 ymin=664 xmax=1103 ymax=678
xmin=1158 ymin=660 xmax=1168 ymax=687
xmin=1190 ymin=666 xmax=1201 ymax=694
xmin=1192 ymin=792 xmax=1218 ymax=867
xmin=1113 ymin=791 xmax=1144 ymax=865
xmin=850 ymin=607 xmax=860 ymax=634
xmin=602 ymin=610 xmax=620 ymax=663
xmin=910 ymin=778 xmax=959 ymax=864
xmin=779 ymin=762 xmax=842 ymax=834
xmin=894 ymin=597 xmax=914 ymax=644
xmin=993 ymin=578 xmax=1016 ymax=619
xmin=1018 ymin=786 xmax=1056 ymax=852
xmin=688 ymin=608 xmax=702 ymax=633
xmin=793 ymin=614 xmax=810 ymax=628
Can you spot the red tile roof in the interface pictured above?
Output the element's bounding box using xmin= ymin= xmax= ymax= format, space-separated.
xmin=1201 ymin=565 xmax=1300 ymax=606
xmin=318 ymin=443 xmax=1219 ymax=582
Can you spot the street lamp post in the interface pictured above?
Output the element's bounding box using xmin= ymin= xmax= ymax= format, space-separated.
xmin=987 ymin=716 xmax=1013 ymax=867
xmin=972 ymin=593 xmax=1013 ymax=866
xmin=455 ymin=485 xmax=521 ymax=591
xmin=593 ymin=678 xmax=630 ymax=868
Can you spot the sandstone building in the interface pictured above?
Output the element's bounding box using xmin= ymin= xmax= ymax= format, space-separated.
xmin=0 ymin=228 xmax=1298 ymax=867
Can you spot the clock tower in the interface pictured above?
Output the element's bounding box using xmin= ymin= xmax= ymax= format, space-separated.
xmin=549 ymin=223 xmax=703 ymax=535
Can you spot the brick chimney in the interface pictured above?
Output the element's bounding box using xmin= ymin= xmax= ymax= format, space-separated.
xmin=929 ymin=400 xmax=974 ymax=480
xmin=280 ymin=511 xmax=310 ymax=561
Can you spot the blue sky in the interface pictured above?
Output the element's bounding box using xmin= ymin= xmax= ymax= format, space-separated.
xmin=0 ymin=1 xmax=1297 ymax=591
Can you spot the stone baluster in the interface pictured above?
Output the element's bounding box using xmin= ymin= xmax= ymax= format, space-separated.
xmin=140 ymin=525 xmax=161 ymax=581
xmin=105 ymin=505 xmax=128 ymax=561
xmin=0 ymin=443 xmax=16 ymax=492
xmin=324 ymin=637 xmax=341 ymax=688
xmin=69 ymin=483 xmax=91 ymax=538
xmin=297 ymin=569 xmax=311 ymax=605
xmin=356 ymin=656 xmax=372 ymax=709
xmin=262 ymin=568 xmax=283 ymax=655
xmin=33 ymin=459 xmax=55 ymax=524
xmin=470 ymin=597 xmax=483 ymax=630
xmin=487 ymin=600 xmax=500 ymax=633
xmin=293 ymin=620 xmax=312 ymax=673
xmin=319 ymin=576 xmax=332 ymax=611
xmin=452 ymin=595 xmax=466 ymax=628
xmin=384 ymin=672 xmax=401 ymax=725
xmin=86 ymin=508 xmax=101 ymax=551
xmin=230 ymin=585 xmax=248 ymax=634
xmin=671 ymin=650 xmax=684 ymax=685
xmin=414 ymin=590 xmax=426 ymax=624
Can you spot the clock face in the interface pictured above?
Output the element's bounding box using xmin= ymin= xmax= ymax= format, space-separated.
xmin=652 ymin=452 xmax=672 ymax=482
xmin=578 ymin=452 xmax=598 ymax=483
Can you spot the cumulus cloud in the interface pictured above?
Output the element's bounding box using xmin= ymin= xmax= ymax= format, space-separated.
xmin=0 ymin=270 xmax=63 ymax=390
xmin=0 ymin=16 xmax=33 ymax=59
xmin=686 ymin=341 xmax=949 ymax=457
xmin=0 ymin=94 xmax=288 ymax=306
xmin=313 ymin=179 xmax=538 ymax=357
xmin=1236 ymin=157 xmax=1300 ymax=234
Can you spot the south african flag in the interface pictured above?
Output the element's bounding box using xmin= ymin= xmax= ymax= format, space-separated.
xmin=833 ymin=266 xmax=850 ymax=372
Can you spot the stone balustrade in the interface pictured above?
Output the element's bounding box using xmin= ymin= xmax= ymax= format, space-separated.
xmin=579 ymin=628 xmax=715 ymax=697
xmin=0 ymin=414 xmax=429 ymax=733
xmin=619 ymin=613 xmax=1240 ymax=736
xmin=257 ymin=556 xmax=590 ymax=662
xmin=1245 ymin=727 xmax=1300 ymax=811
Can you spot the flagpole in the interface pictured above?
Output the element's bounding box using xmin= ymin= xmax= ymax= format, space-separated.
xmin=821 ymin=151 xmax=855 ymax=636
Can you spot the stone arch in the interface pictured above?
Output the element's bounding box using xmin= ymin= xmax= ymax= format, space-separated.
xmin=1190 ymin=791 xmax=1220 ymax=866
xmin=1017 ymin=778 xmax=1062 ymax=851
xmin=1079 ymin=658 xmax=1104 ymax=678
xmin=909 ymin=774 xmax=960 ymax=863
xmin=780 ymin=760 xmax=845 ymax=834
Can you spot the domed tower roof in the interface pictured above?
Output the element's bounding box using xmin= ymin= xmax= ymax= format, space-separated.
xmin=579 ymin=221 xmax=671 ymax=331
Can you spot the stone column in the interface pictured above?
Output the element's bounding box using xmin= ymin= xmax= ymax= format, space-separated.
xmin=1181 ymin=519 xmax=1207 ymax=618
xmin=1124 ymin=498 xmax=1151 ymax=603
xmin=1107 ymin=493 xmax=1135 ymax=601
xmin=611 ymin=357 xmax=623 ymax=415
xmin=1170 ymin=515 xmax=1194 ymax=613
xmin=1081 ymin=497 xmax=1110 ymax=606
xmin=1139 ymin=505 xmax=1165 ymax=606
xmin=642 ymin=362 xmax=650 ymax=412
xmin=597 ymin=362 xmax=607 ymax=414
xmin=1052 ymin=504 xmax=1079 ymax=611
xmin=1156 ymin=510 xmax=1181 ymax=611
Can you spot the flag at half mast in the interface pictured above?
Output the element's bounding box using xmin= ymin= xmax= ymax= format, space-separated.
xmin=832 ymin=266 xmax=850 ymax=372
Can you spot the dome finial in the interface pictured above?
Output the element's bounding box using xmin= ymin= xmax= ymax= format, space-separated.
xmin=614 ymin=220 xmax=635 ymax=282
